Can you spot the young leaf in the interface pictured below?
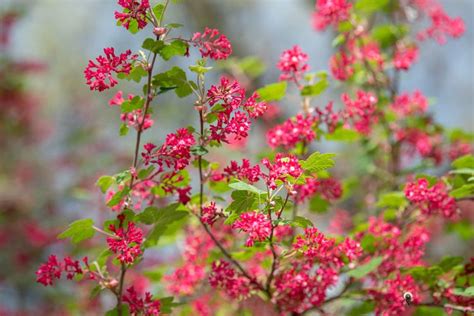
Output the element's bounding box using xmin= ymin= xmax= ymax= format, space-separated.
xmin=58 ymin=218 xmax=95 ymax=244
xmin=228 ymin=180 xmax=265 ymax=195
xmin=256 ymin=82 xmax=287 ymax=102
xmin=96 ymin=176 xmax=115 ymax=193
xmin=159 ymin=40 xmax=188 ymax=61
xmin=292 ymin=216 xmax=314 ymax=228
xmin=301 ymin=152 xmax=336 ymax=173
xmin=300 ymin=79 xmax=329 ymax=97
xmin=347 ymin=256 xmax=383 ymax=278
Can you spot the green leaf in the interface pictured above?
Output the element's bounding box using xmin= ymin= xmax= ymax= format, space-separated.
xmin=96 ymin=176 xmax=115 ymax=193
xmin=228 ymin=180 xmax=265 ymax=195
xmin=107 ymin=187 xmax=130 ymax=207
xmin=360 ymin=234 xmax=376 ymax=253
xmin=450 ymin=183 xmax=474 ymax=199
xmin=355 ymin=0 xmax=389 ymax=14
xmin=292 ymin=216 xmax=314 ymax=228
xmin=153 ymin=67 xmax=192 ymax=98
xmin=376 ymin=192 xmax=407 ymax=209
xmin=347 ymin=256 xmax=383 ymax=278
xmin=325 ymin=128 xmax=360 ymax=142
xmin=121 ymin=96 xmax=144 ymax=113
xmin=119 ymin=123 xmax=129 ymax=136
xmin=309 ymin=195 xmax=330 ymax=213
xmin=58 ymin=218 xmax=95 ymax=244
xmin=447 ymin=220 xmax=474 ymax=240
xmin=452 ymin=154 xmax=474 ymax=169
xmin=413 ymin=306 xmax=444 ymax=316
xmin=190 ymin=145 xmax=208 ymax=156
xmin=105 ymin=305 xmax=130 ymax=316
xmin=347 ymin=301 xmax=375 ymax=316
xmin=239 ymin=56 xmax=266 ymax=78
xmin=301 ymin=152 xmax=336 ymax=173
xmin=256 ymin=82 xmax=287 ymax=102
xmin=300 ymin=79 xmax=329 ymax=97
xmin=142 ymin=38 xmax=165 ymax=53
xmin=144 ymin=204 xmax=188 ymax=247
xmin=152 ymin=4 xmax=165 ymax=21
xmin=189 ymin=60 xmax=212 ymax=74
xmin=371 ymin=24 xmax=409 ymax=48
xmin=159 ymin=40 xmax=188 ymax=61
xmin=226 ymin=190 xmax=258 ymax=221
xmin=438 ymin=256 xmax=464 ymax=272
xmin=452 ymin=287 xmax=474 ymax=297
xmin=159 ymin=296 xmax=181 ymax=314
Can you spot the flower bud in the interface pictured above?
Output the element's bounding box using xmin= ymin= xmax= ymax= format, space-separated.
xmin=153 ymin=27 xmax=167 ymax=36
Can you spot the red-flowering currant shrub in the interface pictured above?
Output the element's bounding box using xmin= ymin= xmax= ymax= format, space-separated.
xmin=36 ymin=0 xmax=473 ymax=315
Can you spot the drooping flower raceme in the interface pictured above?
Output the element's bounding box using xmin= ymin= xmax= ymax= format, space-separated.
xmin=191 ymin=28 xmax=232 ymax=60
xmin=277 ymin=45 xmax=309 ymax=83
xmin=84 ymin=48 xmax=136 ymax=91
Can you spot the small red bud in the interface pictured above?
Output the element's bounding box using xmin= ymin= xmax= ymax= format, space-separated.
xmin=153 ymin=27 xmax=167 ymax=36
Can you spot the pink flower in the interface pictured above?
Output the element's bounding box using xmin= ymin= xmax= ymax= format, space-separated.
xmin=312 ymin=0 xmax=352 ymax=31
xmin=405 ymin=178 xmax=457 ymax=218
xmin=232 ymin=211 xmax=272 ymax=247
xmin=416 ymin=2 xmax=465 ymax=44
xmin=262 ymin=153 xmax=303 ymax=190
xmin=223 ymin=159 xmax=261 ymax=183
xmin=341 ymin=90 xmax=378 ymax=135
xmin=209 ymin=260 xmax=251 ymax=299
xmin=192 ymin=28 xmax=232 ymax=60
xmin=84 ymin=48 xmax=136 ymax=91
xmin=201 ymin=201 xmax=219 ymax=226
xmin=394 ymin=45 xmax=419 ymax=71
xmin=107 ymin=216 xmax=144 ymax=264
xmin=266 ymin=114 xmax=317 ymax=149
xmin=115 ymin=0 xmax=150 ymax=30
xmin=121 ymin=109 xmax=154 ymax=131
xmin=368 ymin=273 xmax=420 ymax=316
xmin=36 ymin=255 xmax=83 ymax=286
xmin=123 ymin=286 xmax=161 ymax=316
xmin=207 ymin=77 xmax=244 ymax=109
xmin=165 ymin=263 xmax=206 ymax=296
xmin=391 ymin=90 xmax=428 ymax=117
xmin=330 ymin=51 xmax=354 ymax=81
xmin=36 ymin=255 xmax=62 ymax=286
xmin=448 ymin=141 xmax=472 ymax=160
xmin=277 ymin=45 xmax=309 ymax=82
xmin=242 ymin=92 xmax=268 ymax=118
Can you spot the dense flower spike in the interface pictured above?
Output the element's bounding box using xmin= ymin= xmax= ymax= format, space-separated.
xmin=192 ymin=28 xmax=232 ymax=60
xmin=312 ymin=0 xmax=352 ymax=30
xmin=209 ymin=261 xmax=251 ymax=299
xmin=277 ymin=45 xmax=309 ymax=82
xmin=330 ymin=51 xmax=354 ymax=81
xmin=201 ymin=201 xmax=219 ymax=226
xmin=391 ymin=90 xmax=428 ymax=117
xmin=394 ymin=45 xmax=419 ymax=71
xmin=261 ymin=153 xmax=303 ymax=190
xmin=107 ymin=216 xmax=144 ymax=264
xmin=341 ymin=90 xmax=378 ymax=135
xmin=404 ymin=178 xmax=457 ymax=218
xmin=266 ymin=114 xmax=317 ymax=149
xmin=115 ymin=0 xmax=150 ymax=30
xmin=415 ymin=0 xmax=465 ymax=44
xmin=84 ymin=48 xmax=136 ymax=91
xmin=36 ymin=255 xmax=83 ymax=286
xmin=232 ymin=211 xmax=271 ymax=247
xmin=123 ymin=286 xmax=161 ymax=316
xmin=294 ymin=177 xmax=343 ymax=204
xmin=222 ymin=159 xmax=261 ymax=183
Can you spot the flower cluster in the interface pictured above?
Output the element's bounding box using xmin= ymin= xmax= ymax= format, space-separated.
xmin=415 ymin=0 xmax=465 ymax=44
xmin=277 ymin=45 xmax=309 ymax=82
xmin=222 ymin=159 xmax=261 ymax=183
xmin=261 ymin=153 xmax=303 ymax=190
xmin=391 ymin=90 xmax=428 ymax=117
xmin=208 ymin=260 xmax=251 ymax=299
xmin=341 ymin=90 xmax=378 ymax=135
xmin=206 ymin=77 xmax=267 ymax=143
xmin=266 ymin=114 xmax=317 ymax=149
xmin=394 ymin=127 xmax=443 ymax=164
xmin=294 ymin=177 xmax=343 ymax=204
xmin=330 ymin=51 xmax=354 ymax=81
xmin=115 ymin=0 xmax=150 ymax=30
xmin=368 ymin=273 xmax=421 ymax=316
xmin=404 ymin=178 xmax=457 ymax=218
xmin=312 ymin=0 xmax=352 ymax=31
xmin=394 ymin=44 xmax=419 ymax=71
xmin=36 ymin=255 xmax=83 ymax=286
xmin=142 ymin=128 xmax=195 ymax=171
xmin=122 ymin=286 xmax=161 ymax=316
xmin=201 ymin=201 xmax=218 ymax=226
xmin=106 ymin=216 xmax=144 ymax=264
xmin=84 ymin=48 xmax=136 ymax=91
xmin=232 ymin=211 xmax=272 ymax=247
xmin=191 ymin=28 xmax=232 ymax=60
xmin=109 ymin=91 xmax=154 ymax=131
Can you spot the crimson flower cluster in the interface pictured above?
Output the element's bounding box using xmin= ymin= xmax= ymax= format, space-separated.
xmin=115 ymin=0 xmax=150 ymax=30
xmin=84 ymin=48 xmax=136 ymax=91
xmin=277 ymin=45 xmax=310 ymax=82
xmin=36 ymin=255 xmax=84 ymax=286
xmin=106 ymin=215 xmax=144 ymax=264
xmin=404 ymin=178 xmax=457 ymax=218
xmin=123 ymin=285 xmax=161 ymax=316
xmin=191 ymin=28 xmax=232 ymax=60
